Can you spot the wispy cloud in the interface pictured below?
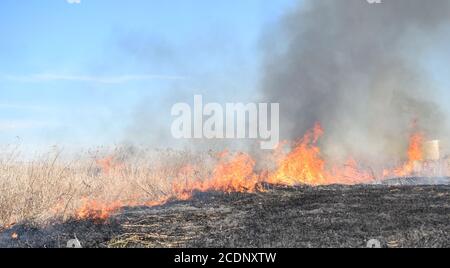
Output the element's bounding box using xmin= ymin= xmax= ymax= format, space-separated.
xmin=67 ymin=0 xmax=81 ymax=4
xmin=1 ymin=74 xmax=187 ymax=84
xmin=0 ymin=120 xmax=59 ymax=130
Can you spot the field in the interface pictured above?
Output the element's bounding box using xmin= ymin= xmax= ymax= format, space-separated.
xmin=1 ymin=182 xmax=449 ymax=248
xmin=1 ymin=145 xmax=449 ymax=248
xmin=0 ymin=147 xmax=210 ymax=228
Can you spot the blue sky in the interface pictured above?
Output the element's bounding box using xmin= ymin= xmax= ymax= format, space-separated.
xmin=0 ymin=0 xmax=297 ymax=149
xmin=1 ymin=0 xmax=450 ymax=151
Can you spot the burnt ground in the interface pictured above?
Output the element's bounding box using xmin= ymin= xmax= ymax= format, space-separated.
xmin=1 ymin=180 xmax=449 ymax=248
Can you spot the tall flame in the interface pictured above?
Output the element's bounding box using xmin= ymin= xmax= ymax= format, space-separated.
xmin=268 ymin=123 xmax=373 ymax=185
xmin=383 ymin=131 xmax=424 ymax=178
xmin=408 ymin=132 xmax=424 ymax=163
xmin=268 ymin=123 xmax=327 ymax=185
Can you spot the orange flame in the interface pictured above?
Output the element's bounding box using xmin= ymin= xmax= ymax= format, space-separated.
xmin=76 ymin=152 xmax=261 ymax=220
xmin=268 ymin=123 xmax=373 ymax=186
xmin=171 ymin=152 xmax=260 ymax=200
xmin=408 ymin=132 xmax=424 ymax=163
xmin=76 ymin=199 xmax=125 ymax=221
xmin=268 ymin=123 xmax=327 ymax=185
xmin=384 ymin=131 xmax=425 ymax=178
xmin=96 ymin=156 xmax=124 ymax=175
xmin=75 ymin=122 xmax=430 ymax=221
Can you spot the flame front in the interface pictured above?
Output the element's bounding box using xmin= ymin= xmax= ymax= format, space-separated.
xmin=268 ymin=123 xmax=373 ymax=185
xmin=75 ymin=122 xmax=433 ymax=221
xmin=268 ymin=123 xmax=327 ymax=185
xmin=76 ymin=199 xmax=125 ymax=221
xmin=171 ymin=151 xmax=260 ymax=200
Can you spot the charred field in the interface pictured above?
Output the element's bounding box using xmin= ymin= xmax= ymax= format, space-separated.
xmin=1 ymin=181 xmax=449 ymax=248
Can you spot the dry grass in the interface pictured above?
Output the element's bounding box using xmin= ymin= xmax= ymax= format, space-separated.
xmin=2 ymin=143 xmax=449 ymax=229
xmin=0 ymin=145 xmax=217 ymax=228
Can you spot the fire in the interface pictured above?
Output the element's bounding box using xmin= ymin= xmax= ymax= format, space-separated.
xmin=408 ymin=132 xmax=424 ymax=163
xmin=96 ymin=156 xmax=124 ymax=175
xmin=384 ymin=131 xmax=425 ymax=178
xmin=268 ymin=123 xmax=327 ymax=185
xmin=72 ymin=157 xmax=130 ymax=220
xmin=76 ymin=199 xmax=126 ymax=221
xmin=76 ymin=152 xmax=261 ymax=220
xmin=171 ymin=152 xmax=261 ymax=200
xmin=74 ymin=122 xmax=432 ymax=221
xmin=268 ymin=123 xmax=373 ymax=186
xmin=328 ymin=158 xmax=374 ymax=185
xmin=202 ymin=152 xmax=260 ymax=192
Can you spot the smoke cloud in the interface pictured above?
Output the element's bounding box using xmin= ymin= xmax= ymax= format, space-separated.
xmin=260 ymin=0 xmax=450 ymax=164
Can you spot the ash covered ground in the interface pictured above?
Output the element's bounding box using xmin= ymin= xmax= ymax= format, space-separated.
xmin=1 ymin=179 xmax=449 ymax=248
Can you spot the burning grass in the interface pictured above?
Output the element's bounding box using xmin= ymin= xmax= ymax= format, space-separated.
xmin=1 ymin=123 xmax=449 ymax=229
xmin=1 ymin=184 xmax=449 ymax=248
xmin=0 ymin=147 xmax=208 ymax=227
